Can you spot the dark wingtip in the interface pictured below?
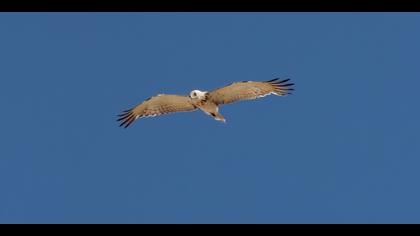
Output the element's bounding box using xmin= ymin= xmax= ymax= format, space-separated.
xmin=271 ymin=78 xmax=295 ymax=95
xmin=266 ymin=78 xmax=280 ymax=83
xmin=280 ymin=78 xmax=290 ymax=83
xmin=118 ymin=108 xmax=133 ymax=117
xmin=117 ymin=116 xmax=126 ymax=122
xmin=124 ymin=119 xmax=134 ymax=128
xmin=271 ymin=79 xmax=291 ymax=84
xmin=117 ymin=107 xmax=136 ymax=127
xmin=273 ymin=78 xmax=290 ymax=84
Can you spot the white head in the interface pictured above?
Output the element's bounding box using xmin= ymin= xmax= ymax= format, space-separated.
xmin=189 ymin=90 xmax=208 ymax=100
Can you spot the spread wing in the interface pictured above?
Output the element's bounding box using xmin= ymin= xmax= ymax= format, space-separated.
xmin=117 ymin=94 xmax=197 ymax=128
xmin=207 ymin=78 xmax=294 ymax=105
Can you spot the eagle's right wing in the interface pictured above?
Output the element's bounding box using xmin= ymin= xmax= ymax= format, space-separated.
xmin=117 ymin=94 xmax=197 ymax=128
xmin=207 ymin=78 xmax=294 ymax=105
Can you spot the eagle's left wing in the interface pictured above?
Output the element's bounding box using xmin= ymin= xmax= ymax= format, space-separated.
xmin=207 ymin=78 xmax=294 ymax=105
xmin=117 ymin=94 xmax=197 ymax=128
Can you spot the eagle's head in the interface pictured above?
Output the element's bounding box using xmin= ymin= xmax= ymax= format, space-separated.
xmin=190 ymin=90 xmax=208 ymax=101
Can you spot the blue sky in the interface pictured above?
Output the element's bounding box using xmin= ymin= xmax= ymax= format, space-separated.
xmin=0 ymin=13 xmax=419 ymax=223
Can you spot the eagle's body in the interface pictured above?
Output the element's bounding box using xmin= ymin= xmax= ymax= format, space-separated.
xmin=117 ymin=78 xmax=294 ymax=128
xmin=195 ymin=97 xmax=225 ymax=122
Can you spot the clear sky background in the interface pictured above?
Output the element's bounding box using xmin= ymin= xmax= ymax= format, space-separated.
xmin=0 ymin=13 xmax=419 ymax=223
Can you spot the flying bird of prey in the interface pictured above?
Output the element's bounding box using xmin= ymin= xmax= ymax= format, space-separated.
xmin=117 ymin=78 xmax=294 ymax=128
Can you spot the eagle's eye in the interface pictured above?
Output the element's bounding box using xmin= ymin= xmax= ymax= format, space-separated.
xmin=193 ymin=92 xmax=197 ymax=97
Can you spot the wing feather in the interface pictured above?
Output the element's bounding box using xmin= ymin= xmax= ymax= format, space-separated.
xmin=207 ymin=78 xmax=294 ymax=105
xmin=117 ymin=94 xmax=197 ymax=128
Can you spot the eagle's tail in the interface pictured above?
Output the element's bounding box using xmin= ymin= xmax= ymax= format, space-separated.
xmin=214 ymin=113 xmax=226 ymax=123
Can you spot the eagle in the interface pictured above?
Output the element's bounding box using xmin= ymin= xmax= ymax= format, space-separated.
xmin=117 ymin=78 xmax=294 ymax=128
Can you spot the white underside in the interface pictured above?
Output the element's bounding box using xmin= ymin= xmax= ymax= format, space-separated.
xmin=136 ymin=114 xmax=158 ymax=119
xmin=256 ymin=92 xmax=280 ymax=98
